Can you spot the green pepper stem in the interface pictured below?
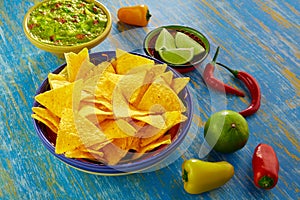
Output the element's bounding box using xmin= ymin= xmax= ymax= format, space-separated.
xmin=211 ymin=46 xmax=220 ymax=64
xmin=216 ymin=62 xmax=239 ymax=77
xmin=182 ymin=169 xmax=188 ymax=182
xmin=258 ymin=176 xmax=274 ymax=189
xmin=146 ymin=10 xmax=152 ymax=21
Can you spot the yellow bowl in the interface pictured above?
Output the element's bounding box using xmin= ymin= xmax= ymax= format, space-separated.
xmin=23 ymin=0 xmax=112 ymax=58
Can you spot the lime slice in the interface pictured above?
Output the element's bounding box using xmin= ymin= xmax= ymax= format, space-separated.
xmin=158 ymin=48 xmax=194 ymax=65
xmin=175 ymin=32 xmax=205 ymax=55
xmin=155 ymin=28 xmax=176 ymax=51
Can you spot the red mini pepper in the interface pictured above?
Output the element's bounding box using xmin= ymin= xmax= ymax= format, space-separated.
xmin=216 ymin=62 xmax=261 ymax=117
xmin=252 ymin=143 xmax=279 ymax=189
xmin=203 ymin=47 xmax=245 ymax=97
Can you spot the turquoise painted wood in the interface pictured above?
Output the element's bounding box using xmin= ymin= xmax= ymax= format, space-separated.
xmin=1 ymin=0 xmax=299 ymax=199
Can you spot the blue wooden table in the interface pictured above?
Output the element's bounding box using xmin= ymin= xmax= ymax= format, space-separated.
xmin=1 ymin=0 xmax=299 ymax=199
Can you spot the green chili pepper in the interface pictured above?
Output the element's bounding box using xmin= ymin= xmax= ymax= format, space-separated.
xmin=182 ymin=159 xmax=234 ymax=194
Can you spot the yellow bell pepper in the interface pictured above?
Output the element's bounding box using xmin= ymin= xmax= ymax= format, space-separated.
xmin=117 ymin=5 xmax=151 ymax=27
xmin=182 ymin=159 xmax=234 ymax=194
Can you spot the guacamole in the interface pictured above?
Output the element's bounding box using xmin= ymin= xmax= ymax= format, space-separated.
xmin=27 ymin=0 xmax=108 ymax=46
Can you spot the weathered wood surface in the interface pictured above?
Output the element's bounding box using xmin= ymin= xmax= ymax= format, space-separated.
xmin=0 ymin=0 xmax=299 ymax=199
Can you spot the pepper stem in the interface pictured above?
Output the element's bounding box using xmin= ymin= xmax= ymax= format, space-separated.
xmin=216 ymin=62 xmax=239 ymax=77
xmin=146 ymin=10 xmax=152 ymax=21
xmin=182 ymin=169 xmax=188 ymax=182
xmin=211 ymin=46 xmax=220 ymax=64
xmin=258 ymin=176 xmax=274 ymax=189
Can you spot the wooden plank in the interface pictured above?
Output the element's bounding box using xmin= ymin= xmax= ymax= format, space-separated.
xmin=0 ymin=0 xmax=299 ymax=199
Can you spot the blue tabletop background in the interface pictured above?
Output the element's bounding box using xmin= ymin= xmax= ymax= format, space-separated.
xmin=0 ymin=0 xmax=299 ymax=199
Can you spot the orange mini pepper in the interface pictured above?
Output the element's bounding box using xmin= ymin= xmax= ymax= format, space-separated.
xmin=117 ymin=5 xmax=151 ymax=27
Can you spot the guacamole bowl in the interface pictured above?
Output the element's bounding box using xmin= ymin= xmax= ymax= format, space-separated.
xmin=23 ymin=0 xmax=112 ymax=57
xmin=143 ymin=25 xmax=210 ymax=73
xmin=32 ymin=51 xmax=193 ymax=175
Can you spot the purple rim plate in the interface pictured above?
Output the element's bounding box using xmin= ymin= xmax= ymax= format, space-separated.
xmin=32 ymin=51 xmax=193 ymax=175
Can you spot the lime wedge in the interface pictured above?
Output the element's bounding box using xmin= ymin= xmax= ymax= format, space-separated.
xmin=175 ymin=32 xmax=205 ymax=55
xmin=155 ymin=28 xmax=176 ymax=51
xmin=158 ymin=48 xmax=194 ymax=65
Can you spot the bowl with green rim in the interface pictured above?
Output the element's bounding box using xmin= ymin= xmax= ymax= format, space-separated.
xmin=23 ymin=0 xmax=112 ymax=58
xmin=143 ymin=25 xmax=210 ymax=73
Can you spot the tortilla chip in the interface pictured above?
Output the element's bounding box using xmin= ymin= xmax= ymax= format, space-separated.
xmin=80 ymin=92 xmax=113 ymax=112
xmin=64 ymin=141 xmax=112 ymax=161
xmin=65 ymin=148 xmax=100 ymax=160
xmin=64 ymin=144 xmax=109 ymax=161
xmin=48 ymin=73 xmax=67 ymax=82
xmin=130 ymin=120 xmax=147 ymax=132
xmin=129 ymin=64 xmax=167 ymax=76
xmin=77 ymin=104 xmax=112 ymax=124
xmin=111 ymin=86 xmax=130 ymax=118
xmin=156 ymin=71 xmax=174 ymax=85
xmin=48 ymin=73 xmax=69 ymax=89
xmin=55 ymin=108 xmax=108 ymax=154
xmin=111 ymin=86 xmax=155 ymax=120
xmin=100 ymin=119 xmax=136 ymax=139
xmin=115 ymin=49 xmax=155 ymax=74
xmin=31 ymin=114 xmax=58 ymax=133
xmin=131 ymin=134 xmax=172 ymax=160
xmin=88 ymin=140 xmax=113 ymax=150
xmin=32 ymin=107 xmax=60 ymax=128
xmin=95 ymin=99 xmax=113 ymax=112
xmin=152 ymin=76 xmax=169 ymax=86
xmin=147 ymin=64 xmax=168 ymax=77
xmin=49 ymin=80 xmax=71 ymax=90
xmin=78 ymin=105 xmax=113 ymax=118
xmin=65 ymin=48 xmax=89 ymax=82
xmin=82 ymin=61 xmax=112 ymax=88
xmin=58 ymin=66 xmax=68 ymax=79
xmin=139 ymin=134 xmax=171 ymax=154
xmin=101 ymin=143 xmax=128 ymax=165
xmin=76 ymin=58 xmax=97 ymax=80
xmin=35 ymin=80 xmax=83 ymax=118
xmin=117 ymin=70 xmax=148 ymax=102
xmin=92 ymin=72 xmax=120 ymax=102
xmin=115 ymin=48 xmax=127 ymax=58
xmin=83 ymin=148 xmax=104 ymax=157
xmin=128 ymin=83 xmax=152 ymax=107
xmin=33 ymin=48 xmax=191 ymax=165
xmin=132 ymin=114 xmax=166 ymax=129
xmin=138 ymin=111 xmax=187 ymax=147
xmin=137 ymin=82 xmax=186 ymax=113
xmin=171 ymin=77 xmax=190 ymax=94
xmin=112 ymin=137 xmax=135 ymax=150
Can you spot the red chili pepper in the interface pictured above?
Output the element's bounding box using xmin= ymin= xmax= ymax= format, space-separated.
xmin=203 ymin=47 xmax=245 ymax=97
xmin=252 ymin=143 xmax=279 ymax=189
xmin=216 ymin=62 xmax=261 ymax=117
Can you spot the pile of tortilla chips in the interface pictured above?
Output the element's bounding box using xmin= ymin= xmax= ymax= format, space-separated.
xmin=32 ymin=48 xmax=190 ymax=165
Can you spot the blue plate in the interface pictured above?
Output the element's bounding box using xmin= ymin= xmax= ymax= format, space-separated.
xmin=33 ymin=51 xmax=193 ymax=175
